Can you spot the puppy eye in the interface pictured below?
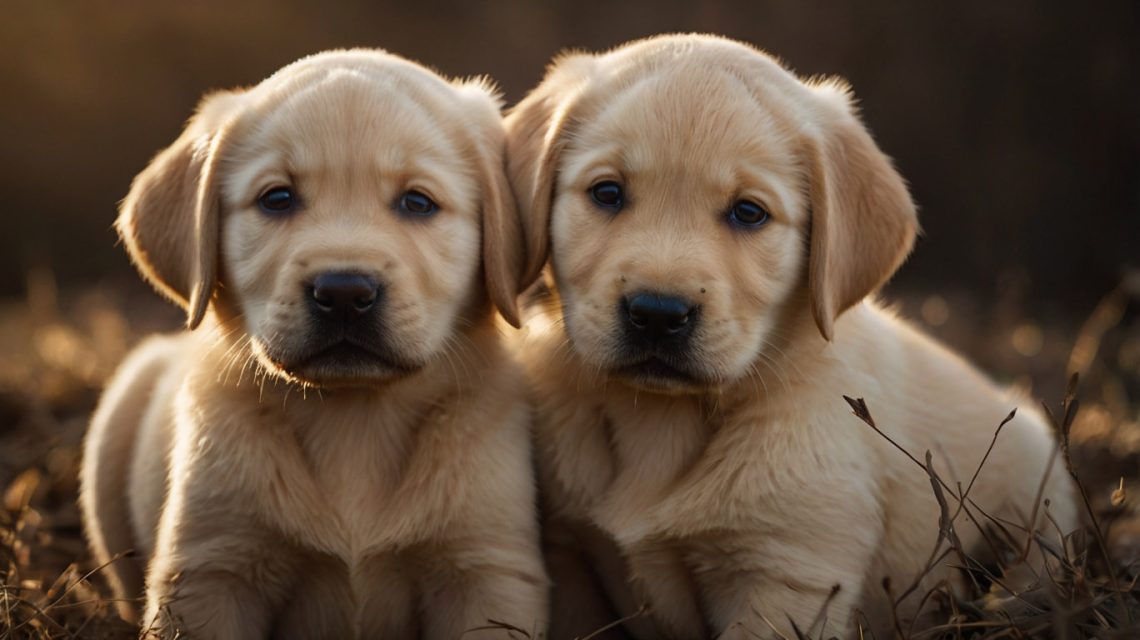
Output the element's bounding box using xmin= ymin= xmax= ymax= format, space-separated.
xmin=397 ymin=190 xmax=439 ymax=217
xmin=588 ymin=181 xmax=624 ymax=211
xmin=258 ymin=186 xmax=298 ymax=215
xmin=727 ymin=200 xmax=770 ymax=228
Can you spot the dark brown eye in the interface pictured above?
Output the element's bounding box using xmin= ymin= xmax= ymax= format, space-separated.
xmin=258 ymin=186 xmax=297 ymax=215
xmin=397 ymin=190 xmax=438 ymax=217
xmin=727 ymin=200 xmax=770 ymax=228
xmin=588 ymin=181 xmax=624 ymax=211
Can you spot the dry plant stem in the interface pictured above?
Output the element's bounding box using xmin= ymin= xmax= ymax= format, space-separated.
xmin=880 ymin=577 xmax=905 ymax=640
xmin=950 ymin=409 xmax=1023 ymax=567
xmin=803 ymin=583 xmax=842 ymax=638
xmin=1069 ymin=468 xmax=1131 ymax=626
xmin=39 ymin=553 xmax=132 ymax=621
xmin=844 ymin=394 xmax=1114 ymax=638
xmin=461 ymin=618 xmax=534 ymax=639
xmin=6 ymin=591 xmax=70 ymax=636
xmin=1046 ymin=373 xmax=1132 ymax=626
xmin=959 ymin=410 xmax=1017 ymax=514
xmin=922 ymin=457 xmax=1024 ymax=616
xmin=924 ymin=451 xmax=970 ymax=576
xmin=1020 ymin=439 xmax=1062 ymax=563
xmin=577 ymin=604 xmax=650 ymax=640
xmin=752 ymin=606 xmax=793 ymax=640
xmin=854 ymin=609 xmax=875 ymax=640
xmin=843 ymin=397 xmax=1011 ymax=536
xmin=844 ymin=397 xmax=1014 ymax=609
xmin=904 ymin=578 xmax=952 ymax=638
xmin=3 ymin=587 xmax=13 ymax=634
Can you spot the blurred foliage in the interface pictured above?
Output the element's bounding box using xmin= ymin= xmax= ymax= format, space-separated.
xmin=0 ymin=276 xmax=171 ymax=638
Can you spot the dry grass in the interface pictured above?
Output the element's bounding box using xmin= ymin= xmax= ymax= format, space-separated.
xmin=0 ymin=276 xmax=158 ymax=639
xmin=0 ymin=271 xmax=1137 ymax=639
xmin=841 ymin=379 xmax=1140 ymax=640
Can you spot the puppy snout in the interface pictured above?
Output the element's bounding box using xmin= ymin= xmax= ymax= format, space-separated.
xmin=308 ymin=272 xmax=382 ymax=322
xmin=623 ymin=292 xmax=697 ymax=340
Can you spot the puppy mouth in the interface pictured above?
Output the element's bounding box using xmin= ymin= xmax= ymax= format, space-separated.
xmin=611 ymin=356 xmax=708 ymax=392
xmin=296 ymin=341 xmax=419 ymax=372
xmin=260 ymin=338 xmax=422 ymax=386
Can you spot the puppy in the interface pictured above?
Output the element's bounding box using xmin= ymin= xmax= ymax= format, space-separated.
xmin=80 ymin=49 xmax=546 ymax=639
xmin=505 ymin=34 xmax=1078 ymax=639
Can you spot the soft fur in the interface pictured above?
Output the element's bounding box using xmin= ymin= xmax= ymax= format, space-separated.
xmin=505 ymin=34 xmax=1078 ymax=639
xmin=80 ymin=49 xmax=546 ymax=638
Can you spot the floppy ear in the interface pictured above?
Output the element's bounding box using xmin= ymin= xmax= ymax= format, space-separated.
xmin=805 ymin=82 xmax=919 ymax=340
xmin=116 ymin=90 xmax=244 ymax=329
xmin=479 ymin=147 xmax=526 ymax=328
xmin=455 ymin=79 xmax=527 ymax=328
xmin=504 ymin=54 xmax=597 ymax=294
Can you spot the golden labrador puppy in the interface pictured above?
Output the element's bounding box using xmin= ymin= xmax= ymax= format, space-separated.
xmin=505 ymin=34 xmax=1078 ymax=639
xmin=80 ymin=49 xmax=545 ymax=639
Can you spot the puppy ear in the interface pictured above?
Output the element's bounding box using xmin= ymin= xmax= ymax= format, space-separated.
xmin=805 ymin=81 xmax=918 ymax=340
xmin=455 ymin=79 xmax=526 ymax=328
xmin=504 ymin=54 xmax=597 ymax=294
xmin=116 ymin=90 xmax=244 ymax=329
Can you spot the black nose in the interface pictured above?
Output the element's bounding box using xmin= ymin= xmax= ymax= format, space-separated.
xmin=309 ymin=272 xmax=381 ymax=321
xmin=624 ymin=292 xmax=696 ymax=339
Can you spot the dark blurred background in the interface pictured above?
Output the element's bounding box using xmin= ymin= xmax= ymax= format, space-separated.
xmin=1 ymin=0 xmax=1138 ymax=389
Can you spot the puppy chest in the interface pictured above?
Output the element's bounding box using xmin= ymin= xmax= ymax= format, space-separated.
xmin=296 ymin=415 xmax=413 ymax=539
xmin=317 ymin=458 xmax=397 ymax=548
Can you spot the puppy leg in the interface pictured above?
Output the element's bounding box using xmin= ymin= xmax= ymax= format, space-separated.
xmin=418 ymin=533 xmax=549 ymax=639
xmin=140 ymin=481 xmax=297 ymax=638
xmin=702 ymin=534 xmax=870 ymax=640
xmin=621 ymin=542 xmax=711 ymax=640
xmin=141 ymin=529 xmax=297 ymax=638
xmin=80 ymin=338 xmax=178 ymax=622
xmin=545 ymin=523 xmax=631 ymax=640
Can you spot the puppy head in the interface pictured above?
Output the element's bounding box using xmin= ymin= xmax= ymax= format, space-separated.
xmin=507 ymin=35 xmax=916 ymax=393
xmin=118 ymin=50 xmax=522 ymax=387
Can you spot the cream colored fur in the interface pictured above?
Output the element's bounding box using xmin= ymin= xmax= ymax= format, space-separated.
xmin=80 ymin=49 xmax=546 ymax=639
xmin=504 ymin=34 xmax=1078 ymax=639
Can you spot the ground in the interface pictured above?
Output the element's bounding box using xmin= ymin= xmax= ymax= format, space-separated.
xmin=1 ymin=271 xmax=1138 ymax=639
